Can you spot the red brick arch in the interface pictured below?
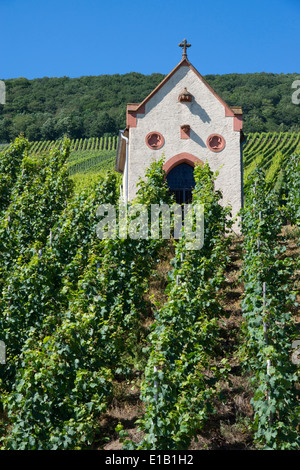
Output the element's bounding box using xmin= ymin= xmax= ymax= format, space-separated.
xmin=163 ymin=153 xmax=204 ymax=175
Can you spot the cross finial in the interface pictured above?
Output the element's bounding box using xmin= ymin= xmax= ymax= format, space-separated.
xmin=179 ymin=39 xmax=191 ymax=59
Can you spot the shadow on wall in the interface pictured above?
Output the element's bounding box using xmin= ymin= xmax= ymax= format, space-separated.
xmin=190 ymin=129 xmax=206 ymax=147
xmin=190 ymin=100 xmax=211 ymax=123
xmin=145 ymin=72 xmax=185 ymax=114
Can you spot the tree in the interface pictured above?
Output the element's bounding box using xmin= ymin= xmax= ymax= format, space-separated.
xmin=89 ymin=112 xmax=117 ymax=137
xmin=41 ymin=117 xmax=57 ymax=140
xmin=0 ymin=118 xmax=12 ymax=142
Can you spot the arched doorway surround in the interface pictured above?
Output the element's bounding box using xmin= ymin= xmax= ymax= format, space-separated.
xmin=163 ymin=153 xmax=203 ymax=204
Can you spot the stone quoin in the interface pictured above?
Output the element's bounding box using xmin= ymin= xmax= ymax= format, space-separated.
xmin=115 ymin=40 xmax=245 ymax=231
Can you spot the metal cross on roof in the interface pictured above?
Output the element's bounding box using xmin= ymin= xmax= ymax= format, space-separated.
xmin=179 ymin=39 xmax=191 ymax=59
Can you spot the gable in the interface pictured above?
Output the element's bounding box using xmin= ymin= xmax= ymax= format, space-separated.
xmin=116 ymin=48 xmax=243 ymax=232
xmin=126 ymin=58 xmax=242 ymax=130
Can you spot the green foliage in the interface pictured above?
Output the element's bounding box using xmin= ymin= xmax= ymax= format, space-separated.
xmin=282 ymin=153 xmax=300 ymax=226
xmin=1 ymin=72 xmax=300 ymax=144
xmin=2 ymin=132 xmax=299 ymax=199
xmin=0 ymin=137 xmax=30 ymax=214
xmin=243 ymin=133 xmax=300 ymax=195
xmin=0 ymin=140 xmax=73 ymax=260
xmin=67 ymin=150 xmax=115 ymax=176
xmin=135 ymin=156 xmax=173 ymax=206
xmin=0 ymin=137 xmax=298 ymax=450
xmin=124 ymin=163 xmax=232 ymax=450
xmin=0 ymin=73 xmax=165 ymax=143
xmin=240 ymin=167 xmax=300 ymax=450
xmin=0 ymin=142 xmax=173 ymax=449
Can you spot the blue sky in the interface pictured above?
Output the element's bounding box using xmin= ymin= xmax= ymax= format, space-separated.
xmin=1 ymin=0 xmax=299 ymax=79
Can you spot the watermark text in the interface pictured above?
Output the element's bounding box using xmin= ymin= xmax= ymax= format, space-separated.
xmin=96 ymin=203 xmax=204 ymax=250
xmin=0 ymin=80 xmax=5 ymax=105
xmin=292 ymin=79 xmax=300 ymax=105
xmin=0 ymin=340 xmax=6 ymax=364
xmin=292 ymin=340 xmax=300 ymax=365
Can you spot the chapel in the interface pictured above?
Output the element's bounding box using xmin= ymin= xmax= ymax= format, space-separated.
xmin=115 ymin=40 xmax=244 ymax=228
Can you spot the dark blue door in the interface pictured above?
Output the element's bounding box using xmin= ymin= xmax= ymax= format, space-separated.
xmin=166 ymin=163 xmax=195 ymax=203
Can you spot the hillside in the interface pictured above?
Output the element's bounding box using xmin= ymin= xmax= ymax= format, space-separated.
xmin=99 ymin=233 xmax=299 ymax=450
xmin=0 ymin=72 xmax=300 ymax=143
xmin=1 ymin=132 xmax=299 ymax=194
xmin=0 ymin=138 xmax=299 ymax=450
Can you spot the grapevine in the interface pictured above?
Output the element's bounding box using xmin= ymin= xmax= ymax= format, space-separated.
xmin=124 ymin=163 xmax=233 ymax=450
xmin=240 ymin=166 xmax=300 ymax=449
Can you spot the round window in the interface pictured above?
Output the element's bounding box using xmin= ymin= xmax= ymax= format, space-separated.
xmin=145 ymin=132 xmax=164 ymax=150
xmin=207 ymin=134 xmax=226 ymax=152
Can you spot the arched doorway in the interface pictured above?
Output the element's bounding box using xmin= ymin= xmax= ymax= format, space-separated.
xmin=166 ymin=163 xmax=195 ymax=203
xmin=163 ymin=153 xmax=203 ymax=204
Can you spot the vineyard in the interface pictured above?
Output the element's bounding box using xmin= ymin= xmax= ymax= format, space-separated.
xmin=1 ymin=132 xmax=300 ymax=193
xmin=244 ymin=132 xmax=300 ymax=165
xmin=0 ymin=137 xmax=299 ymax=450
xmin=0 ymin=135 xmax=118 ymax=155
xmin=243 ymin=132 xmax=300 ymax=192
xmin=0 ymin=136 xmax=117 ymax=185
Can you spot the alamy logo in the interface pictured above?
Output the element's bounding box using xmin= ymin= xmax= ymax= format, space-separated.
xmin=0 ymin=80 xmax=5 ymax=105
xmin=292 ymin=340 xmax=300 ymax=365
xmin=96 ymin=203 xmax=205 ymax=250
xmin=292 ymin=80 xmax=300 ymax=105
xmin=0 ymin=340 xmax=6 ymax=364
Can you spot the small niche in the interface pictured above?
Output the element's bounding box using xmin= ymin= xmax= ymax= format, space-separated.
xmin=180 ymin=124 xmax=190 ymax=139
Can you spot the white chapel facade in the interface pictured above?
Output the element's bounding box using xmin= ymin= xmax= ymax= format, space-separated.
xmin=116 ymin=40 xmax=244 ymax=226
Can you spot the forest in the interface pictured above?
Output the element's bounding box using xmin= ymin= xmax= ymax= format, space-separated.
xmin=0 ymin=71 xmax=300 ymax=143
